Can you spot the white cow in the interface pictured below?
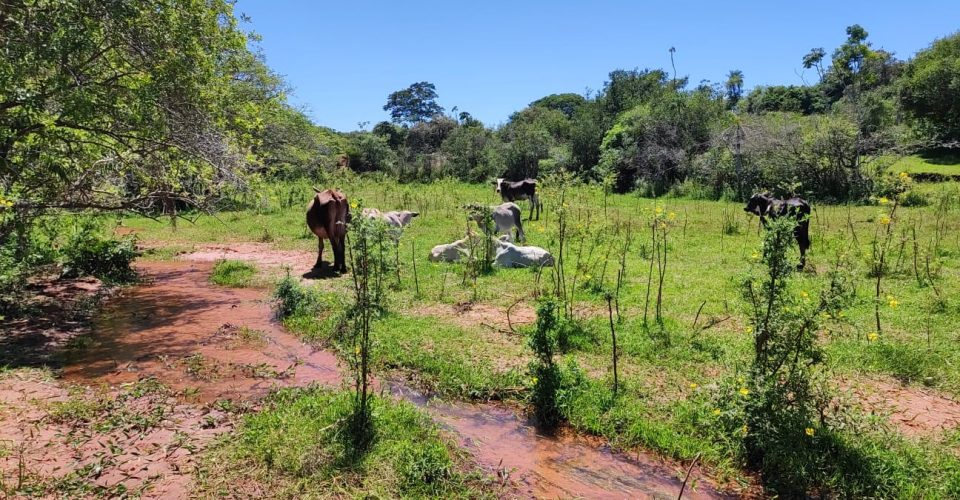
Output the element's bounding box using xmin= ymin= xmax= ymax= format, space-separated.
xmin=493 ymin=237 xmax=554 ymax=268
xmin=361 ymin=208 xmax=419 ymax=241
xmin=468 ymin=202 xmax=525 ymax=243
xmin=429 ymin=237 xmax=470 ymax=263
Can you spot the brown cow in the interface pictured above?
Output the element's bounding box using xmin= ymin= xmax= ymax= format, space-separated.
xmin=306 ymin=188 xmax=350 ymax=273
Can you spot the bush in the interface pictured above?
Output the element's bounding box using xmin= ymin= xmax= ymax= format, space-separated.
xmin=60 ymin=219 xmax=138 ymax=283
xmin=272 ymin=274 xmax=322 ymax=319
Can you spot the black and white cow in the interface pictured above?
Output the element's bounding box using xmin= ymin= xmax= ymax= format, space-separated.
xmin=494 ymin=178 xmax=542 ymax=221
xmin=744 ymin=192 xmax=812 ymax=270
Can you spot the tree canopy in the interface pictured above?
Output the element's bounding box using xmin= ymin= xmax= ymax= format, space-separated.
xmin=383 ymin=82 xmax=444 ymax=125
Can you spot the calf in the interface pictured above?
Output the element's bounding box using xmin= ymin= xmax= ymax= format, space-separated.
xmin=495 ymin=178 xmax=542 ymax=221
xmin=468 ymin=202 xmax=525 ymax=243
xmin=493 ymin=237 xmax=554 ymax=268
xmin=744 ymin=193 xmax=811 ymax=269
xmin=306 ymin=188 xmax=350 ymax=273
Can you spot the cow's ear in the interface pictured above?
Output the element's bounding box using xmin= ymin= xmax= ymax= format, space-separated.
xmin=410 ymin=212 xmax=419 ymax=217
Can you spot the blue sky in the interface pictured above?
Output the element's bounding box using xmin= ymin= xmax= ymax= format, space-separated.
xmin=235 ymin=1 xmax=958 ymax=132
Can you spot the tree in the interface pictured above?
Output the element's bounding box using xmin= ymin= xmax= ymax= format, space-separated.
xmin=726 ymin=70 xmax=745 ymax=110
xmin=900 ymin=32 xmax=960 ymax=142
xmin=0 ymin=0 xmax=249 ymax=247
xmin=802 ymin=48 xmax=826 ymax=82
xmin=529 ymin=93 xmax=587 ymax=119
xmin=383 ymin=82 xmax=444 ymax=125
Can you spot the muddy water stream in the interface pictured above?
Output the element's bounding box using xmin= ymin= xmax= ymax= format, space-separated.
xmin=65 ymin=260 xmax=724 ymax=499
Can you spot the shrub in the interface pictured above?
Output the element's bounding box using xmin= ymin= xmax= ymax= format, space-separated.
xmin=272 ymin=274 xmax=322 ymax=319
xmin=60 ymin=219 xmax=138 ymax=283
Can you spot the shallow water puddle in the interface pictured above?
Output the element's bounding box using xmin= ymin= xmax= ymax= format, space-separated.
xmin=63 ymin=261 xmax=342 ymax=402
xmin=66 ymin=259 xmax=724 ymax=498
xmin=392 ymin=385 xmax=722 ymax=499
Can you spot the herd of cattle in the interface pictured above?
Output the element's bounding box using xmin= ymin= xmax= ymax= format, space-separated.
xmin=306 ymin=178 xmax=812 ymax=273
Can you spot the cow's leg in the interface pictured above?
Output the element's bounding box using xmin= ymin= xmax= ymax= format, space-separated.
xmin=330 ymin=238 xmax=342 ymax=273
xmin=532 ymin=194 xmax=541 ymax=220
xmin=336 ymin=238 xmax=348 ymax=273
xmin=515 ymin=219 xmax=526 ymax=244
xmin=796 ymin=224 xmax=811 ymax=270
xmin=315 ymin=238 xmax=325 ymax=269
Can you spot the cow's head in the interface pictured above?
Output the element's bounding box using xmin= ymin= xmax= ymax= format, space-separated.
xmin=494 ymin=178 xmax=504 ymax=194
xmin=744 ymin=193 xmax=772 ymax=217
xmin=394 ymin=210 xmax=419 ymax=227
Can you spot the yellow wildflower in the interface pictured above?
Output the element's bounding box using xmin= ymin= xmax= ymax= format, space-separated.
xmin=800 ymin=290 xmax=809 ymax=299
xmin=585 ymin=274 xmax=592 ymax=281
xmin=744 ymin=326 xmax=753 ymax=334
xmin=878 ymin=197 xmax=889 ymax=205
xmin=354 ymin=345 xmax=361 ymax=355
xmin=532 ymin=377 xmax=538 ymax=384
xmin=739 ymin=387 xmax=750 ymax=397
xmin=805 ymin=427 xmax=815 ymax=437
xmin=713 ymin=408 xmax=722 ymax=416
xmin=350 ymin=202 xmax=358 ymax=209
xmin=668 ymin=211 xmax=677 ymax=221
xmin=655 ymin=206 xmax=664 ymax=215
xmin=741 ymin=425 xmax=749 ymax=436
xmin=886 ymin=295 xmax=899 ymax=308
xmin=689 ymin=383 xmax=698 ymax=389
xmin=868 ymin=332 xmax=879 ymax=342
xmin=878 ymin=215 xmax=891 ymax=225
xmin=750 ymin=251 xmax=760 ymax=261
xmin=899 ymin=171 xmax=910 ymax=181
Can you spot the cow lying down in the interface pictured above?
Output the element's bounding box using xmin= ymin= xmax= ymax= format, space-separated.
xmin=493 ymin=237 xmax=554 ymax=268
xmin=428 ymin=235 xmax=554 ymax=268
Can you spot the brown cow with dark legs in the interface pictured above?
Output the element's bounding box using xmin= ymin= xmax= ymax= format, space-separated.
xmin=744 ymin=192 xmax=811 ymax=270
xmin=306 ymin=188 xmax=350 ymax=273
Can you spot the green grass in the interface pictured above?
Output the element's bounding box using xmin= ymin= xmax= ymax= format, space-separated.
xmin=890 ymin=154 xmax=960 ymax=176
xmin=209 ymin=259 xmax=258 ymax=287
xmin=125 ymin=176 xmax=960 ymax=495
xmin=195 ymin=386 xmax=495 ymax=498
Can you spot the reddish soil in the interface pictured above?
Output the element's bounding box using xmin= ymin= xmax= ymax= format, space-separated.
xmin=846 ymin=376 xmax=960 ymax=437
xmin=414 ymin=301 xmax=537 ymax=332
xmin=0 ymin=275 xmax=111 ymax=368
xmin=61 ymin=260 xmax=343 ymax=402
xmin=0 ymin=369 xmax=231 ymax=498
xmin=179 ymin=243 xmax=314 ymax=274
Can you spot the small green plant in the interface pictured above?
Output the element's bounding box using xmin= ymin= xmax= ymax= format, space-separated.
xmin=528 ymin=297 xmax=563 ymax=429
xmin=733 ymin=215 xmax=855 ymax=495
xmin=345 ymin=201 xmax=395 ymax=452
xmin=209 ymin=259 xmax=257 ymax=287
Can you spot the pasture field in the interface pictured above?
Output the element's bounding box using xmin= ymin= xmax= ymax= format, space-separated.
xmin=116 ymin=176 xmax=960 ymax=495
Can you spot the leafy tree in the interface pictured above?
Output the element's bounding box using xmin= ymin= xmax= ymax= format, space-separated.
xmin=743 ymin=85 xmax=827 ymax=115
xmin=726 ymin=70 xmax=745 ymax=110
xmin=802 ymin=48 xmax=827 ymax=82
xmin=529 ymin=93 xmax=587 ymax=119
xmin=372 ymin=121 xmax=406 ymax=149
xmin=0 ymin=0 xmax=249 ymax=248
xmin=900 ymin=32 xmax=960 ymax=142
xmin=383 ymin=82 xmax=444 ymax=125
xmin=440 ymin=124 xmax=501 ymax=182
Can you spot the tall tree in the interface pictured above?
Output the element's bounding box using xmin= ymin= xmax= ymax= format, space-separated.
xmin=383 ymin=82 xmax=444 ymax=125
xmin=802 ymin=48 xmax=827 ymax=82
xmin=725 ymin=70 xmax=745 ymax=110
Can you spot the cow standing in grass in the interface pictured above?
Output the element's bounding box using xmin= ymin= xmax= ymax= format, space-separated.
xmin=744 ymin=192 xmax=811 ymax=270
xmin=495 ymin=178 xmax=542 ymax=221
xmin=306 ymin=188 xmax=350 ymax=273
